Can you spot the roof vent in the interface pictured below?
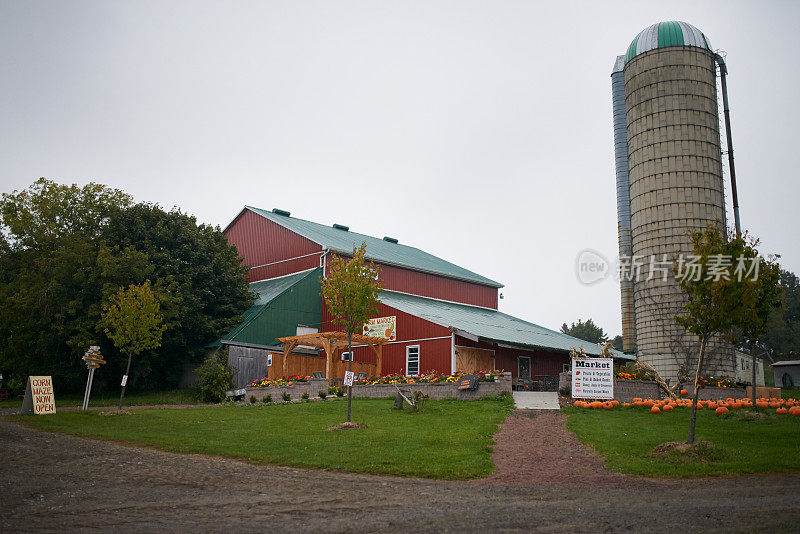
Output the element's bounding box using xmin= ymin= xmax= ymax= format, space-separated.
xmin=272 ymin=208 xmax=291 ymax=217
xmin=332 ymin=223 xmax=349 ymax=231
xmin=383 ymin=236 xmax=398 ymax=244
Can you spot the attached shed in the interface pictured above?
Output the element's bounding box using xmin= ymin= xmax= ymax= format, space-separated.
xmin=221 ymin=268 xmax=321 ymax=388
xmin=773 ymin=361 xmax=800 ymax=389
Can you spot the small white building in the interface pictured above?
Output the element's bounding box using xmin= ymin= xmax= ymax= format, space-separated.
xmin=734 ymin=351 xmax=765 ymax=387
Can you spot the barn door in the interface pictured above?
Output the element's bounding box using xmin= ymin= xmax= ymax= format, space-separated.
xmin=227 ymin=345 xmax=267 ymax=388
xmin=455 ymin=347 xmax=495 ymax=374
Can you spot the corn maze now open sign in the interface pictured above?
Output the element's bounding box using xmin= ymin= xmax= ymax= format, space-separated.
xmin=571 ymin=358 xmax=614 ymax=400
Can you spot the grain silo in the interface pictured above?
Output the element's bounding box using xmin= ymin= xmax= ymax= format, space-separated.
xmin=612 ymin=21 xmax=735 ymax=380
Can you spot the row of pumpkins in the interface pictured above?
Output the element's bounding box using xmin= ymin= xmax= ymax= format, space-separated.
xmin=574 ymin=394 xmax=800 ymax=416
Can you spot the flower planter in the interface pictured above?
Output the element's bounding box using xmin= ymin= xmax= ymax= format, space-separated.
xmin=245 ymin=373 xmax=512 ymax=402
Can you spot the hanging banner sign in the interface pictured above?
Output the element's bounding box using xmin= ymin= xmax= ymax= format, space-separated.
xmin=571 ymin=358 xmax=614 ymax=400
xmin=363 ymin=316 xmax=396 ymax=341
xmin=20 ymin=376 xmax=56 ymax=415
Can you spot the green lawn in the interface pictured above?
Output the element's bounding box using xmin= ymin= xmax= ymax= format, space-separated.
xmin=0 ymin=388 xmax=200 ymax=409
xmin=10 ymin=395 xmax=514 ymax=479
xmin=564 ymin=405 xmax=800 ymax=477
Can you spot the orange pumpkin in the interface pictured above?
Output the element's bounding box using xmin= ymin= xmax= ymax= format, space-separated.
xmin=680 ymin=389 xmax=688 ymax=396
xmin=776 ymin=407 xmax=788 ymax=415
xmin=715 ymin=406 xmax=729 ymax=415
xmin=788 ymin=406 xmax=800 ymax=417
xmin=662 ymin=404 xmax=674 ymax=412
xmin=651 ymin=406 xmax=661 ymax=414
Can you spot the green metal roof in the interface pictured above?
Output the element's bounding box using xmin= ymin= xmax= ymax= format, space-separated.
xmin=626 ymin=21 xmax=712 ymax=63
xmin=243 ymin=206 xmax=503 ymax=288
xmin=221 ymin=268 xmax=321 ymax=345
xmin=379 ymin=290 xmax=632 ymax=359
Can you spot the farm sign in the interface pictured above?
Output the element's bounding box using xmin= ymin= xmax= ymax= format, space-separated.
xmin=20 ymin=376 xmax=56 ymax=415
xmin=363 ymin=316 xmax=396 ymax=341
xmin=571 ymin=358 xmax=614 ymax=399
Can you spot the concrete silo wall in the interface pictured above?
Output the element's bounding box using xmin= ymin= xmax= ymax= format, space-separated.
xmin=624 ymin=46 xmax=734 ymax=379
xmin=611 ymin=58 xmax=636 ymax=353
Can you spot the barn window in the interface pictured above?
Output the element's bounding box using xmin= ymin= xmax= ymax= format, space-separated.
xmin=406 ymin=346 xmax=420 ymax=376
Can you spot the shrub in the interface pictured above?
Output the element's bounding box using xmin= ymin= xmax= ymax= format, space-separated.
xmin=301 ymin=392 xmax=310 ymax=401
xmin=559 ymin=386 xmax=571 ymax=397
xmin=196 ymin=349 xmax=233 ymax=403
xmin=264 ymin=394 xmax=272 ymax=404
xmin=336 ymin=387 xmax=345 ymax=397
xmin=328 ymin=386 xmax=339 ymax=396
xmin=249 ymin=395 xmax=257 ymax=404
xmin=318 ymin=390 xmax=327 ymax=399
xmin=282 ymin=392 xmax=291 ymax=402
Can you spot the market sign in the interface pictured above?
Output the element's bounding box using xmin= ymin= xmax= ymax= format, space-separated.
xmin=571 ymin=358 xmax=614 ymax=400
xmin=363 ymin=316 xmax=396 ymax=341
xmin=20 ymin=376 xmax=56 ymax=415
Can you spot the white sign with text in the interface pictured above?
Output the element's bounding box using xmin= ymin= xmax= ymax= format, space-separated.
xmin=343 ymin=371 xmax=355 ymax=387
xmin=571 ymin=358 xmax=614 ymax=399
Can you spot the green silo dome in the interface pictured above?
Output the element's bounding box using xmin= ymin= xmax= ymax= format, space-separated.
xmin=625 ymin=21 xmax=712 ymax=63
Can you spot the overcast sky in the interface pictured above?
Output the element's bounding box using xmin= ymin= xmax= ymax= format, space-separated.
xmin=2 ymin=1 xmax=798 ymax=337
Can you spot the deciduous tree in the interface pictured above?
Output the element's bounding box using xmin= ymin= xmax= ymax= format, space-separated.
xmin=560 ymin=319 xmax=608 ymax=344
xmin=321 ymin=243 xmax=381 ymax=423
xmin=100 ymin=280 xmax=167 ymax=410
xmin=676 ymin=225 xmax=774 ymax=444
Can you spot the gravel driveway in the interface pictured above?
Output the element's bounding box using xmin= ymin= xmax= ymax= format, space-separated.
xmin=2 ymin=410 xmax=799 ymax=533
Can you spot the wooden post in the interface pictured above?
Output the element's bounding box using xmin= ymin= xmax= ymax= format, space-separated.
xmin=376 ymin=344 xmax=383 ymax=377
xmin=282 ymin=341 xmax=297 ymax=377
xmin=323 ymin=339 xmax=333 ymax=380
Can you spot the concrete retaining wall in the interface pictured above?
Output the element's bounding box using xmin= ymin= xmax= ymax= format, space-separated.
xmin=559 ymin=371 xmax=745 ymax=402
xmin=559 ymin=372 xmax=659 ymax=402
xmin=246 ymin=378 xmax=329 ymax=401
xmin=245 ymin=373 xmax=512 ymax=401
xmin=683 ymin=384 xmax=746 ymax=401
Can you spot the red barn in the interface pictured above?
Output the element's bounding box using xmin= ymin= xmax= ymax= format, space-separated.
xmin=220 ymin=206 xmax=623 ymax=388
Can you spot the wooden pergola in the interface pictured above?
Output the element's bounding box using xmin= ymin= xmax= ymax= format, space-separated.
xmin=277 ymin=332 xmax=388 ymax=379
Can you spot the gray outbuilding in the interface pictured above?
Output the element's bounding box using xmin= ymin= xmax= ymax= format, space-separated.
xmin=772 ymin=361 xmax=800 ymax=389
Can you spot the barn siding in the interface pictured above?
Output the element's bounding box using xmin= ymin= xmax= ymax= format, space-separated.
xmin=378 ymin=263 xmax=498 ymax=309
xmin=323 ymin=253 xmax=497 ymax=309
xmin=454 ymin=335 xmax=569 ymax=378
xmin=225 ymin=209 xmax=323 ymax=282
xmin=322 ymin=301 xmax=452 ymax=376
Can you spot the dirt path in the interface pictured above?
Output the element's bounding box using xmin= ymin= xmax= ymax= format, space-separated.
xmin=2 ymin=412 xmax=799 ymax=532
xmin=475 ymin=410 xmax=628 ymax=486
